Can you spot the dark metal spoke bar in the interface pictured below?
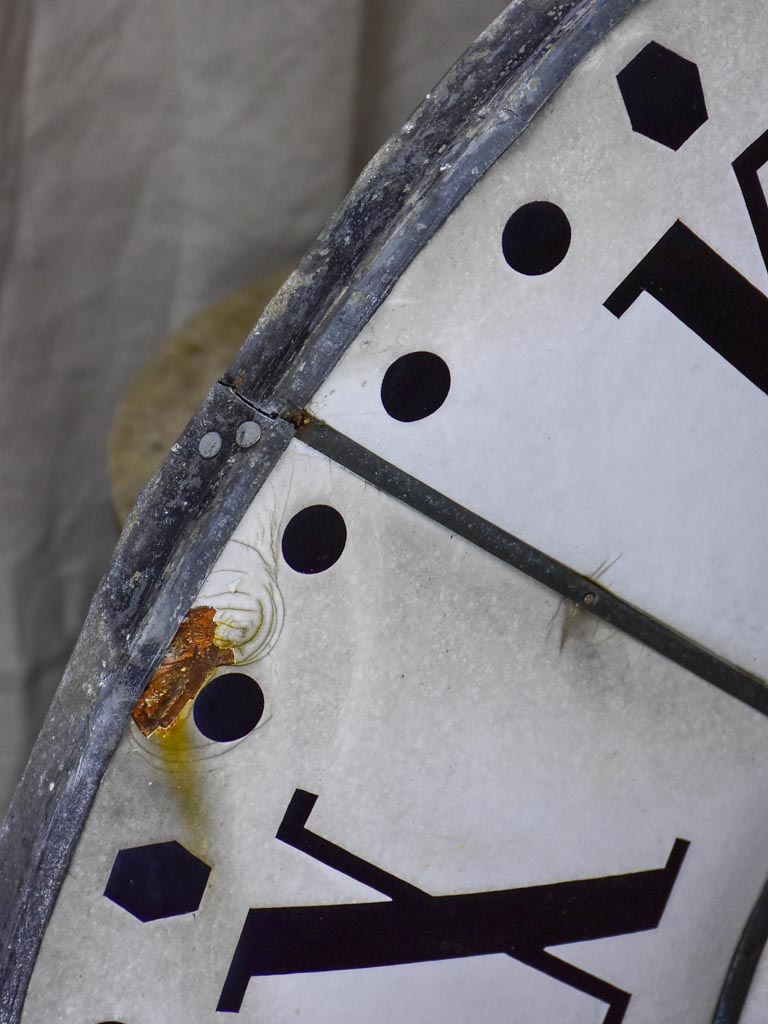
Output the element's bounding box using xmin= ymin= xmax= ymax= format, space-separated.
xmin=297 ymin=416 xmax=768 ymax=720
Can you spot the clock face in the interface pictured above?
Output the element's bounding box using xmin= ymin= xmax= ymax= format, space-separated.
xmin=16 ymin=0 xmax=768 ymax=1022
xmin=309 ymin=6 xmax=768 ymax=683
xmin=21 ymin=445 xmax=768 ymax=1023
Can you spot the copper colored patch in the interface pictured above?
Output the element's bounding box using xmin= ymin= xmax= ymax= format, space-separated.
xmin=132 ymin=606 xmax=235 ymax=737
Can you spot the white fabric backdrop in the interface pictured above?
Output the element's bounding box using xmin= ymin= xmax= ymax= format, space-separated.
xmin=0 ymin=0 xmax=507 ymax=814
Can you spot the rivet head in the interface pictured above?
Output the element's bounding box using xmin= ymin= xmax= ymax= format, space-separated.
xmin=235 ymin=421 xmax=262 ymax=449
xmin=198 ymin=431 xmax=222 ymax=458
xmin=582 ymin=592 xmax=597 ymax=607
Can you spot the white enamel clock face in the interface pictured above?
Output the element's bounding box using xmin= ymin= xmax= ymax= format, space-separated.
xmin=21 ymin=444 xmax=768 ymax=1023
xmin=19 ymin=0 xmax=768 ymax=1021
xmin=311 ymin=0 xmax=768 ymax=680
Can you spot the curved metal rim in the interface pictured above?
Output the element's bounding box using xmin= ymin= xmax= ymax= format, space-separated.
xmin=224 ymin=0 xmax=640 ymax=413
xmin=713 ymin=875 xmax=768 ymax=1024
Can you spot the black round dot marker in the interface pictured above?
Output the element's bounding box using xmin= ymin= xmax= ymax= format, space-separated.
xmin=193 ymin=673 xmax=265 ymax=742
xmin=380 ymin=351 xmax=451 ymax=422
xmin=501 ymin=201 xmax=571 ymax=275
xmin=281 ymin=504 xmax=347 ymax=574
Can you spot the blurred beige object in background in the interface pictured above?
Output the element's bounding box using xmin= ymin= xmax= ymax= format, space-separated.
xmin=108 ymin=269 xmax=289 ymax=524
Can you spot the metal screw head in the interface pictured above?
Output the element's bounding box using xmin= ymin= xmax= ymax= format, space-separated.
xmin=235 ymin=421 xmax=262 ymax=449
xmin=198 ymin=431 xmax=223 ymax=458
xmin=582 ymin=592 xmax=597 ymax=607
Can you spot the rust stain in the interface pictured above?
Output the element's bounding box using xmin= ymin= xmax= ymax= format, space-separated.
xmin=284 ymin=404 xmax=312 ymax=430
xmin=133 ymin=606 xmax=234 ymax=736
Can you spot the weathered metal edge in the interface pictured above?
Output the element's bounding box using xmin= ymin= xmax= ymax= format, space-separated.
xmin=0 ymin=391 xmax=293 ymax=1022
xmin=224 ymin=0 xmax=640 ymax=412
xmin=0 ymin=2 xmax=641 ymax=1019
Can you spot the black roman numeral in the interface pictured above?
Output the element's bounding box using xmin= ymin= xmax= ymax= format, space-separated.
xmin=217 ymin=789 xmax=688 ymax=1023
xmin=605 ymin=127 xmax=768 ymax=398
